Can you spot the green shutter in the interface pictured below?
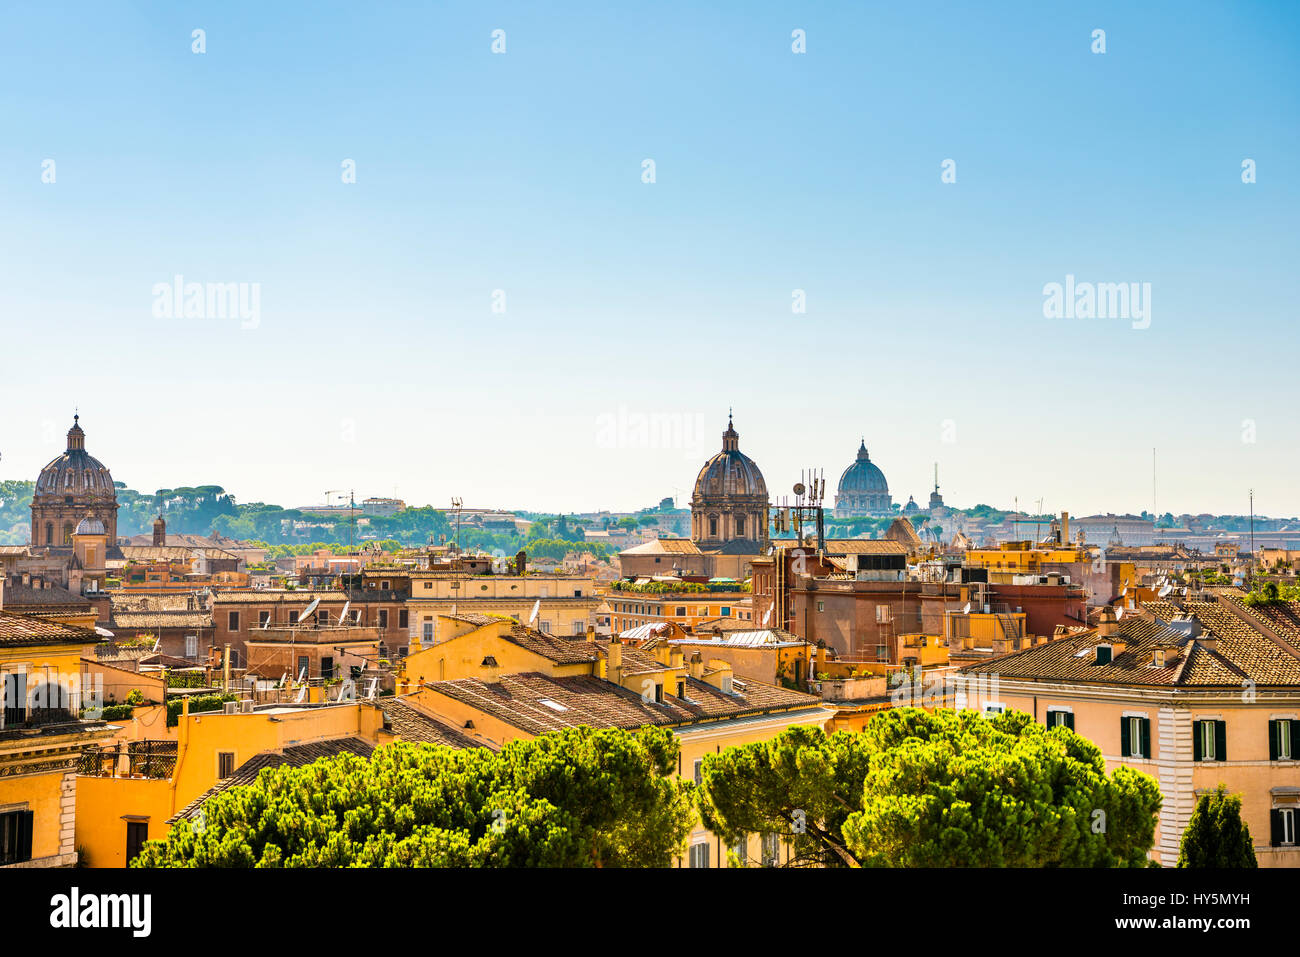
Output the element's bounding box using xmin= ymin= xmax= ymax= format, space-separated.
xmin=1215 ymin=721 xmax=1227 ymax=763
xmin=1272 ymin=809 xmax=1284 ymax=847
xmin=1065 ymin=711 xmax=1075 ymax=730
xmin=1194 ymin=721 xmax=1204 ymax=762
xmin=1270 ymin=720 xmax=1280 ymax=761
xmin=1140 ymin=718 xmax=1152 ymax=758
xmin=1120 ymin=717 xmax=1131 ymax=757
xmin=1291 ymin=720 xmax=1300 ymax=759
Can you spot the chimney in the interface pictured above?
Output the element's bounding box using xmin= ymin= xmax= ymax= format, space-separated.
xmin=515 ymin=550 xmax=527 ymax=577
xmin=607 ymin=637 xmax=623 ymax=683
xmin=153 ymin=515 xmax=166 ymax=547
xmin=686 ymin=651 xmax=703 ymax=680
xmin=0 ymin=577 xmax=4 ymax=611
xmin=1060 ymin=511 xmax=1069 ymax=546
xmin=669 ymin=646 xmax=684 ymax=670
xmin=481 ymin=655 xmax=501 ymax=683
xmin=1097 ymin=605 xmax=1118 ymax=640
xmin=585 ymin=624 xmax=596 ymax=644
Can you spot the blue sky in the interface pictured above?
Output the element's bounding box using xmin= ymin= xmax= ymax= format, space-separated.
xmin=1 ymin=1 xmax=1297 ymax=517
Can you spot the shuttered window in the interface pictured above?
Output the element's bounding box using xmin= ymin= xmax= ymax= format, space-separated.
xmin=1193 ymin=720 xmax=1227 ymax=762
xmin=1121 ymin=716 xmax=1151 ymax=758
xmin=1047 ymin=710 xmax=1074 ymax=730
xmin=1269 ymin=719 xmax=1300 ymax=761
xmin=0 ymin=810 xmax=34 ymax=865
xmin=688 ymin=842 xmax=710 ymax=868
xmin=1272 ymin=808 xmax=1297 ymax=847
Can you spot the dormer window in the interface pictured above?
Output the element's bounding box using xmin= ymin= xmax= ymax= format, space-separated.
xmin=1095 ymin=644 xmax=1113 ymax=665
xmin=1152 ymin=650 xmax=1166 ymax=667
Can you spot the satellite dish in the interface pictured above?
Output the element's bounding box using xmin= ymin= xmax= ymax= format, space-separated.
xmin=1115 ymin=607 xmax=1125 ymax=620
xmin=793 ymin=483 xmax=806 ymax=497
xmin=1158 ymin=584 xmax=1173 ymax=597
xmin=297 ymin=666 xmax=307 ymax=683
xmin=366 ymin=678 xmax=378 ymax=700
xmin=339 ymin=600 xmax=351 ymax=624
xmin=301 ymin=597 xmax=321 ymax=622
xmin=294 ymin=684 xmax=307 ymax=704
xmin=962 ymin=602 xmax=971 ymax=614
xmin=278 ymin=672 xmax=287 ymax=688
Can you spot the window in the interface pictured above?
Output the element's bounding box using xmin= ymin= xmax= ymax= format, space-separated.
xmin=689 ymin=842 xmax=710 ymax=868
xmin=1270 ymin=719 xmax=1299 ymax=761
xmin=399 ymin=609 xmax=409 ymax=629
xmin=3 ymin=672 xmax=27 ymax=726
xmin=258 ymin=611 xmax=271 ymax=627
xmin=654 ymin=683 xmax=664 ymax=704
xmin=817 ymin=601 xmax=825 ymax=612
xmin=732 ymin=836 xmax=747 ymax=865
xmin=1274 ymin=807 xmax=1298 ymax=846
xmin=693 ymin=758 xmax=703 ymax=785
xmin=675 ymin=607 xmax=687 ymax=617
xmin=288 ymin=611 xmax=299 ymax=624
xmin=423 ymin=623 xmax=433 ymax=640
xmin=0 ymin=810 xmax=33 ymax=865
xmin=1047 ymin=709 xmax=1074 ymax=730
xmin=736 ymin=516 xmax=745 ymax=536
xmin=876 ymin=644 xmax=888 ymax=659
xmin=185 ymin=635 xmax=198 ymax=659
xmin=761 ymin=832 xmax=780 ymax=867
xmin=378 ymin=609 xmax=389 ymax=629
xmin=572 ymin=621 xmax=584 ymax=635
xmin=423 ymin=582 xmax=432 ymax=590
xmin=296 ymin=655 xmax=309 ymax=680
xmin=218 ymin=752 xmax=235 ymax=778
xmin=1194 ymin=720 xmax=1226 ymax=762
xmin=721 ymin=607 xmax=730 ymax=617
xmin=1121 ymin=716 xmax=1151 ymax=759
xmin=541 ymin=620 xmax=552 ymax=633
xmin=228 ymin=611 xmax=240 ymax=631
xmin=125 ymin=821 xmax=148 ymax=863
xmin=983 ymin=703 xmax=1005 ymax=717
xmin=676 ymin=681 xmax=685 ymax=699
xmin=574 ymin=589 xmax=583 ymax=597
xmin=317 ymin=610 xmax=329 ymax=625
xmin=321 ymin=657 xmax=334 ymax=680
xmin=709 ymin=517 xmax=718 ymax=536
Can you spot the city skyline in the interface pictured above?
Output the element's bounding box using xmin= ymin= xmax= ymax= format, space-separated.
xmin=2 ymin=2 xmax=1297 ymax=516
xmin=0 ymin=407 xmax=1291 ymax=520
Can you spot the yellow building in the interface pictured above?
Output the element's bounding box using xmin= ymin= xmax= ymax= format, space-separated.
xmin=406 ymin=569 xmax=600 ymax=643
xmin=74 ymin=697 xmax=386 ymax=867
xmin=395 ymin=614 xmax=832 ymax=867
xmin=960 ymin=600 xmax=1300 ymax=866
xmin=0 ymin=609 xmax=115 ymax=867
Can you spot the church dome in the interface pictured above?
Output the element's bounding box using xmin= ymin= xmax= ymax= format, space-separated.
xmin=36 ymin=416 xmax=115 ymax=498
xmin=692 ymin=418 xmax=768 ymax=501
xmin=837 ymin=441 xmax=889 ymax=495
xmin=75 ymin=515 xmax=106 ymax=536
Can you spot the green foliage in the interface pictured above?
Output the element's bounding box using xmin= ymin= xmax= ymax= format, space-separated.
xmin=125 ymin=689 xmax=145 ymax=706
xmin=166 ymin=694 xmax=237 ymax=727
xmin=132 ymin=727 xmax=694 ymax=868
xmin=1177 ymin=785 xmax=1257 ymax=868
xmin=94 ymin=704 xmax=135 ymax=721
xmin=1244 ymin=581 xmax=1300 ymax=605
xmin=697 ymin=709 xmax=1161 ymax=868
xmin=610 ymin=579 xmax=747 ymax=594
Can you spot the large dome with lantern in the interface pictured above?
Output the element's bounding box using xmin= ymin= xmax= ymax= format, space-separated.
xmin=31 ymin=415 xmax=120 ymax=548
xmin=690 ymin=415 xmax=769 ymax=549
xmin=833 ymin=439 xmax=893 ymax=517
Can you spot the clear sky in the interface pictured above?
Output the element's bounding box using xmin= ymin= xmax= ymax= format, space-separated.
xmin=1 ymin=1 xmax=1297 ymax=518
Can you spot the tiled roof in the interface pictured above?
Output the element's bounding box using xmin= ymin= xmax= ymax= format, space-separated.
xmin=120 ymin=546 xmax=239 ymax=562
xmin=0 ymin=584 xmax=91 ymax=609
xmin=962 ymin=607 xmax=1300 ymax=687
xmin=379 ymin=697 xmax=490 ymax=749
xmin=502 ymin=625 xmax=601 ymax=665
xmin=111 ymin=611 xmax=213 ymax=630
xmin=619 ymin=539 xmax=702 ymax=556
xmin=169 ymin=737 xmax=375 ymax=822
xmin=0 ymin=611 xmax=99 ymax=647
xmin=210 ymin=590 xmax=348 ymax=604
xmin=426 ymin=671 xmax=822 ymax=736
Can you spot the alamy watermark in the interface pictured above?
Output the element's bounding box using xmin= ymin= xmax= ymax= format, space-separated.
xmin=1042 ymin=274 xmax=1150 ymax=329
xmin=152 ymin=275 xmax=260 ymax=329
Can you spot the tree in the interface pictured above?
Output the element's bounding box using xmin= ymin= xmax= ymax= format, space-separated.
xmin=697 ymin=709 xmax=1161 ymax=867
xmin=132 ymin=727 xmax=694 ymax=868
xmin=1177 ymin=785 xmax=1257 ymax=868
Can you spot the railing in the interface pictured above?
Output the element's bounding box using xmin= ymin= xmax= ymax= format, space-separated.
xmin=78 ymin=740 xmax=178 ymax=779
xmin=1 ymin=706 xmax=79 ymax=730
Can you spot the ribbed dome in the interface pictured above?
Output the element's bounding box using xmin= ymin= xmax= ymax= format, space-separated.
xmin=838 ymin=440 xmax=889 ymax=495
xmin=75 ymin=515 xmax=106 ymax=536
xmin=36 ymin=417 xmax=115 ymax=497
xmin=693 ymin=419 xmax=767 ymax=500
